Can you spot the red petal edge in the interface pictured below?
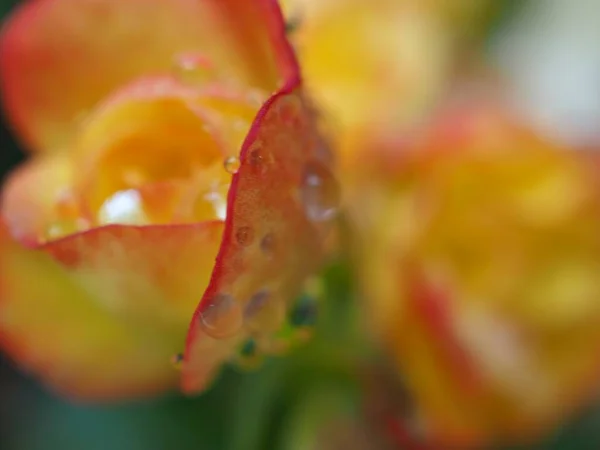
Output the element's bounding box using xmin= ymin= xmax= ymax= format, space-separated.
xmin=180 ymin=0 xmax=334 ymax=394
xmin=181 ymin=77 xmax=333 ymax=393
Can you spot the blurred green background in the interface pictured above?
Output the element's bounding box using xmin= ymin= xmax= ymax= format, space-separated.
xmin=1 ymin=0 xmax=600 ymax=449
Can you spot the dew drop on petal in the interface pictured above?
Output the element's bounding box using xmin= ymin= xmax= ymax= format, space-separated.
xmin=224 ymin=156 xmax=241 ymax=174
xmin=172 ymin=53 xmax=214 ymax=85
xmin=199 ymin=293 xmax=243 ymax=339
xmin=300 ymin=161 xmax=341 ymax=222
xmin=235 ymin=226 xmax=254 ymax=247
xmin=97 ymin=189 xmax=148 ymax=225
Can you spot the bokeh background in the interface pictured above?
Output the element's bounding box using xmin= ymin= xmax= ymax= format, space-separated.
xmin=1 ymin=0 xmax=600 ymax=449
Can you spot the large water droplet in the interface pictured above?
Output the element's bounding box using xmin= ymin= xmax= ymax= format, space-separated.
xmin=224 ymin=156 xmax=241 ymax=174
xmin=300 ymin=161 xmax=341 ymax=222
xmin=199 ymin=293 xmax=243 ymax=339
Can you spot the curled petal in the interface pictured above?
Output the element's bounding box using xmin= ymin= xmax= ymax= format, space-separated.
xmin=182 ymin=82 xmax=337 ymax=394
xmin=0 ymin=0 xmax=297 ymax=152
xmin=0 ymin=221 xmax=223 ymax=400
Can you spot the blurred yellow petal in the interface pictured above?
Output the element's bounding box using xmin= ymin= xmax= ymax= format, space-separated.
xmin=350 ymin=104 xmax=600 ymax=447
xmin=0 ymin=0 xmax=296 ymax=153
xmin=0 ymin=220 xmax=222 ymax=400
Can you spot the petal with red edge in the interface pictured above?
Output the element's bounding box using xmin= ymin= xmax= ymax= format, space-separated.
xmin=182 ymin=82 xmax=338 ymax=394
xmin=0 ymin=221 xmax=223 ymax=401
xmin=0 ymin=0 xmax=297 ymax=153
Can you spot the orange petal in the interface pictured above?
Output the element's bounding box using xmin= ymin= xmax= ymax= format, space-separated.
xmin=181 ymin=81 xmax=338 ymax=393
xmin=0 ymin=0 xmax=297 ymax=153
xmin=1 ymin=152 xmax=74 ymax=244
xmin=0 ymin=221 xmax=223 ymax=400
xmin=71 ymin=76 xmax=227 ymax=215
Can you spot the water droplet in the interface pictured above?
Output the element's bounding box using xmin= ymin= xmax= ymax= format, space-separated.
xmin=199 ymin=293 xmax=243 ymax=339
xmin=224 ymin=156 xmax=241 ymax=174
xmin=300 ymin=161 xmax=341 ymax=222
xmin=171 ymin=353 xmax=184 ymax=370
xmin=260 ymin=233 xmax=276 ymax=256
xmin=172 ymin=53 xmax=214 ymax=85
xmin=244 ymin=290 xmax=271 ymax=319
xmin=97 ymin=189 xmax=148 ymax=225
xmin=235 ymin=226 xmax=254 ymax=246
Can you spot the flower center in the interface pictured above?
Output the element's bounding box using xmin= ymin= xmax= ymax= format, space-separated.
xmin=42 ymin=74 xmax=265 ymax=240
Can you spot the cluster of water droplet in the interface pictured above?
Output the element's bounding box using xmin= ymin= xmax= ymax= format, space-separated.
xmin=173 ymin=94 xmax=341 ymax=371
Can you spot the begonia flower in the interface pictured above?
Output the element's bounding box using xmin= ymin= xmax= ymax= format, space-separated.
xmin=0 ymin=0 xmax=337 ymax=401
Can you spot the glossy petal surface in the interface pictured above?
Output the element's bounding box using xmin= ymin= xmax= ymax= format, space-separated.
xmin=182 ymin=83 xmax=336 ymax=393
xmin=0 ymin=0 xmax=295 ymax=152
xmin=0 ymin=221 xmax=223 ymax=400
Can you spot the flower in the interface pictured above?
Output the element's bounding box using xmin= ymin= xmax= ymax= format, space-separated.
xmin=348 ymin=102 xmax=600 ymax=447
xmin=0 ymin=0 xmax=337 ymax=401
xmin=280 ymin=0 xmax=498 ymax=172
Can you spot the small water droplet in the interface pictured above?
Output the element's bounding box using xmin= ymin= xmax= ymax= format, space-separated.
xmin=235 ymin=226 xmax=254 ymax=246
xmin=98 ymin=189 xmax=148 ymax=225
xmin=171 ymin=353 xmax=184 ymax=370
xmin=260 ymin=233 xmax=276 ymax=256
xmin=224 ymin=156 xmax=241 ymax=174
xmin=244 ymin=290 xmax=271 ymax=318
xmin=300 ymin=161 xmax=341 ymax=222
xmin=199 ymin=293 xmax=243 ymax=339
xmin=172 ymin=53 xmax=214 ymax=85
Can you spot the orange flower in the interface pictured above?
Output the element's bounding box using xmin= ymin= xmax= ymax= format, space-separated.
xmin=349 ymin=102 xmax=600 ymax=447
xmin=0 ymin=0 xmax=337 ymax=401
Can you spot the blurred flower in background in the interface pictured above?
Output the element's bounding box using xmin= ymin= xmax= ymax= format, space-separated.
xmin=349 ymin=103 xmax=600 ymax=448
xmin=1 ymin=0 xmax=600 ymax=449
